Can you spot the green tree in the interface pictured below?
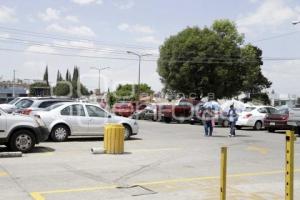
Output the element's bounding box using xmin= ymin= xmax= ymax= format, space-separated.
xmin=157 ymin=19 xmax=271 ymax=99
xmin=43 ymin=66 xmax=49 ymax=86
xmin=66 ymin=70 xmax=71 ymax=81
xmin=115 ymin=83 xmax=153 ymax=100
xmin=56 ymin=70 xmax=63 ymax=82
xmin=29 ymin=82 xmax=50 ymax=96
xmin=53 ymin=82 xmax=71 ymax=96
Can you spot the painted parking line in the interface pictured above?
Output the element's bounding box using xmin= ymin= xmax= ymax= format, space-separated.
xmin=30 ymin=168 xmax=300 ymax=200
xmin=246 ymin=145 xmax=269 ymax=155
xmin=0 ymin=171 xmax=8 ymax=177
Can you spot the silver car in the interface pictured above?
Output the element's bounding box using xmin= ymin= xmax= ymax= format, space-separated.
xmin=34 ymin=102 xmax=139 ymax=142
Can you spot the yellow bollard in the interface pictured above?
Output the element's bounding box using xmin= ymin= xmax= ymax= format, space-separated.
xmin=220 ymin=147 xmax=227 ymax=200
xmin=285 ymin=130 xmax=297 ymax=200
xmin=104 ymin=124 xmax=125 ymax=154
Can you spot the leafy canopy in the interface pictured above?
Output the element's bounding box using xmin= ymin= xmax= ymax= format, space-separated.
xmin=157 ymin=19 xmax=271 ymax=99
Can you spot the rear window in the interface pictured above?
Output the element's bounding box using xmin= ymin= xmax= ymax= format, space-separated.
xmin=39 ymin=101 xmax=60 ymax=108
xmin=45 ymin=103 xmax=64 ymax=111
xmin=245 ymin=107 xmax=255 ymax=112
xmin=8 ymin=97 xmax=20 ymax=105
xmin=15 ymin=99 xmax=33 ymax=109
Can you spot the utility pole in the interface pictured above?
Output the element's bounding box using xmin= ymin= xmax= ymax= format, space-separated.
xmin=90 ymin=67 xmax=110 ymax=95
xmin=12 ymin=69 xmax=16 ymax=98
xmin=126 ymin=51 xmax=152 ymax=101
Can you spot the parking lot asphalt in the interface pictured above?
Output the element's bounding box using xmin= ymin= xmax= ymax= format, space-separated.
xmin=1 ymin=121 xmax=300 ymax=200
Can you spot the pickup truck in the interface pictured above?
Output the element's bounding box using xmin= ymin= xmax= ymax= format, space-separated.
xmin=161 ymin=99 xmax=200 ymax=123
xmin=0 ymin=108 xmax=49 ymax=152
xmin=287 ymin=105 xmax=300 ymax=135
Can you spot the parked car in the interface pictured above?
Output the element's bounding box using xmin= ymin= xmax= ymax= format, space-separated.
xmin=0 ymin=108 xmax=49 ymax=152
xmin=236 ymin=106 xmax=278 ymax=130
xmin=35 ymin=102 xmax=139 ymax=142
xmin=161 ymin=99 xmax=201 ymax=123
xmin=0 ymin=97 xmax=31 ymax=113
xmin=113 ymin=101 xmax=146 ymax=118
xmin=264 ymin=107 xmax=290 ymax=132
xmin=287 ymin=105 xmax=300 ymax=135
xmin=17 ymin=98 xmax=73 ymax=115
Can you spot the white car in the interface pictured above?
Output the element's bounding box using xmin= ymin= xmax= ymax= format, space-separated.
xmin=236 ymin=106 xmax=278 ymax=130
xmin=0 ymin=108 xmax=49 ymax=152
xmin=34 ymin=102 xmax=139 ymax=142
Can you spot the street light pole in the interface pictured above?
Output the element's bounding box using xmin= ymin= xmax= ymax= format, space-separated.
xmin=12 ymin=69 xmax=16 ymax=98
xmin=126 ymin=51 xmax=152 ymax=101
xmin=90 ymin=67 xmax=110 ymax=95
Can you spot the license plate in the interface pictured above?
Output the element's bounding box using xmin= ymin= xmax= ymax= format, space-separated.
xmin=270 ymin=122 xmax=275 ymax=126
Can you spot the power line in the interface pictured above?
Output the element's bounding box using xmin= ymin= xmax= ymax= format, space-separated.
xmin=0 ymin=47 xmax=299 ymax=63
xmin=250 ymin=30 xmax=300 ymax=43
xmin=0 ymin=36 xmax=156 ymax=56
xmin=0 ymin=26 xmax=158 ymax=51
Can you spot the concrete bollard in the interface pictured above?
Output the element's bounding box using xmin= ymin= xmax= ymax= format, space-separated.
xmin=104 ymin=124 xmax=125 ymax=154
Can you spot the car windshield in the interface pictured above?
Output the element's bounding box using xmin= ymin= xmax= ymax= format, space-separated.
xmin=8 ymin=97 xmax=20 ymax=105
xmin=244 ymin=107 xmax=256 ymax=112
xmin=279 ymin=109 xmax=289 ymax=115
xmin=45 ymin=103 xmax=65 ymax=111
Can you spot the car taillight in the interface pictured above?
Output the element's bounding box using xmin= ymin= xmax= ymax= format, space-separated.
xmin=282 ymin=115 xmax=289 ymax=120
xmin=22 ymin=109 xmax=32 ymax=115
xmin=244 ymin=114 xmax=252 ymax=118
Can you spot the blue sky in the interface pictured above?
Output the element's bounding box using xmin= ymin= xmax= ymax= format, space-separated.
xmin=0 ymin=0 xmax=300 ymax=95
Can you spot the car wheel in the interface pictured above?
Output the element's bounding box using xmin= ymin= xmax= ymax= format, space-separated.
xmin=268 ymin=128 xmax=275 ymax=133
xmin=164 ymin=117 xmax=172 ymax=123
xmin=222 ymin=120 xmax=229 ymax=127
xmin=254 ymin=121 xmax=263 ymax=130
xmin=123 ymin=124 xmax=132 ymax=140
xmin=51 ymin=125 xmax=69 ymax=142
xmin=236 ymin=125 xmax=242 ymax=130
xmin=9 ymin=130 xmax=35 ymax=153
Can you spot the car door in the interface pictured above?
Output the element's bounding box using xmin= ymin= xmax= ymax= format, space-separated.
xmin=0 ymin=111 xmax=6 ymax=138
xmin=256 ymin=107 xmax=268 ymax=122
xmin=60 ymin=104 xmax=89 ymax=135
xmin=86 ymin=105 xmax=110 ymax=135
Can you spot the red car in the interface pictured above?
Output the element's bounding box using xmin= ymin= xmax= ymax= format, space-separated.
xmin=113 ymin=102 xmax=147 ymax=118
xmin=264 ymin=107 xmax=289 ymax=132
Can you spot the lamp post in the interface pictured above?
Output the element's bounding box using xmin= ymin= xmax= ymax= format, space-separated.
xmin=90 ymin=67 xmax=110 ymax=95
xmin=126 ymin=51 xmax=152 ymax=101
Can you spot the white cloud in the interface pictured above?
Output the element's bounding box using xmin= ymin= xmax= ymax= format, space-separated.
xmin=0 ymin=32 xmax=10 ymax=40
xmin=26 ymin=45 xmax=57 ymax=54
xmin=113 ymin=0 xmax=135 ymax=10
xmin=136 ymin=36 xmax=161 ymax=45
xmin=38 ymin=8 xmax=60 ymax=22
xmin=118 ymin=23 xmax=155 ymax=34
xmin=0 ymin=6 xmax=17 ymax=23
xmin=65 ymin=15 xmax=79 ymax=23
xmin=71 ymin=0 xmax=103 ymax=5
xmin=263 ymin=60 xmax=300 ymax=94
xmin=237 ymin=0 xmax=299 ymax=34
xmin=46 ymin=23 xmax=96 ymax=37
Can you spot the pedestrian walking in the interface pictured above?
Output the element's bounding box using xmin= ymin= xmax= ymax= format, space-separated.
xmin=202 ymin=107 xmax=214 ymax=136
xmin=228 ymin=104 xmax=238 ymax=137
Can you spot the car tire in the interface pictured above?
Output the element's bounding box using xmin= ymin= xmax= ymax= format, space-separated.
xmin=254 ymin=121 xmax=263 ymax=130
xmin=164 ymin=117 xmax=172 ymax=123
xmin=236 ymin=125 xmax=242 ymax=130
xmin=51 ymin=125 xmax=69 ymax=142
xmin=222 ymin=120 xmax=229 ymax=127
xmin=123 ymin=124 xmax=132 ymax=140
xmin=268 ymin=128 xmax=275 ymax=133
xmin=9 ymin=129 xmax=36 ymax=153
